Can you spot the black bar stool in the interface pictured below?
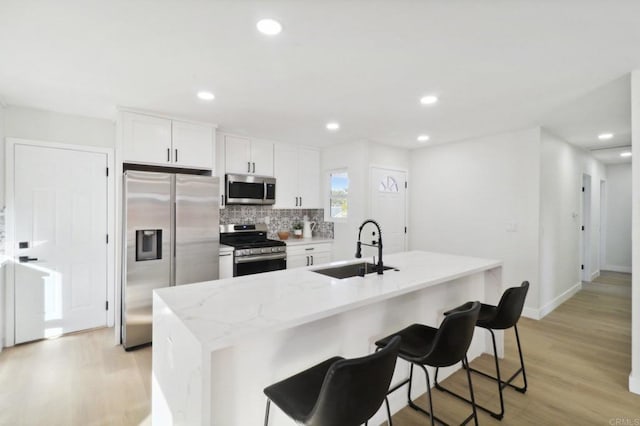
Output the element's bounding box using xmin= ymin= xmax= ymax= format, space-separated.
xmin=263 ymin=335 xmax=401 ymax=426
xmin=375 ymin=301 xmax=481 ymax=426
xmin=435 ymin=281 xmax=529 ymax=420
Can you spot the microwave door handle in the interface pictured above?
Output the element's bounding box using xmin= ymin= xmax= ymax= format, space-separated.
xmin=264 ymin=181 xmax=267 ymax=201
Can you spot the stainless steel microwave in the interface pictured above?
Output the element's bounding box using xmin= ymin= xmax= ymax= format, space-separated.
xmin=225 ymin=174 xmax=276 ymax=205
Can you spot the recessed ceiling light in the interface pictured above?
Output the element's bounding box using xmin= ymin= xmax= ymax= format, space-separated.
xmin=326 ymin=122 xmax=340 ymax=131
xmin=256 ymin=19 xmax=282 ymax=35
xmin=420 ymin=95 xmax=439 ymax=105
xmin=197 ymin=91 xmax=215 ymax=101
xmin=598 ymin=133 xmax=614 ymax=140
xmin=417 ymin=134 xmax=430 ymax=142
xmin=620 ymin=151 xmax=632 ymax=157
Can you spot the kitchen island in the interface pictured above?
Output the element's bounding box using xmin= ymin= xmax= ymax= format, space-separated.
xmin=152 ymin=251 xmax=502 ymax=425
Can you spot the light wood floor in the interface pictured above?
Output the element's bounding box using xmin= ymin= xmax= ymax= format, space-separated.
xmin=0 ymin=272 xmax=637 ymax=425
xmin=0 ymin=328 xmax=151 ymax=425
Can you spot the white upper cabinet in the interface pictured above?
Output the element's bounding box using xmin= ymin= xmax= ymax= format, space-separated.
xmin=121 ymin=111 xmax=215 ymax=170
xmin=122 ymin=112 xmax=172 ymax=165
xmin=274 ymin=143 xmax=321 ymax=209
xmin=274 ymin=144 xmax=299 ymax=208
xmin=172 ymin=121 xmax=214 ymax=169
xmin=224 ymin=135 xmax=274 ymax=176
xmin=298 ymin=147 xmax=321 ymax=208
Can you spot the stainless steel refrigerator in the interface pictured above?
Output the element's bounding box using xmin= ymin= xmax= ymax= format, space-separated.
xmin=122 ymin=170 xmax=220 ymax=350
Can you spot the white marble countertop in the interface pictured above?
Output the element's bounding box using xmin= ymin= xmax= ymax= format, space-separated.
xmin=154 ymin=251 xmax=501 ymax=353
xmin=283 ymin=237 xmax=334 ymax=245
xmin=0 ymin=255 xmax=10 ymax=267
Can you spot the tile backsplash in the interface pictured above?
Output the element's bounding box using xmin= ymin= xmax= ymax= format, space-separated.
xmin=220 ymin=206 xmax=334 ymax=239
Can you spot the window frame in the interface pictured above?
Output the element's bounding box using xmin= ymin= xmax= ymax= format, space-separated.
xmin=326 ymin=168 xmax=349 ymax=222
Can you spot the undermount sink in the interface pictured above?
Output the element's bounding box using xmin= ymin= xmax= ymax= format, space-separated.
xmin=312 ymin=262 xmax=397 ymax=279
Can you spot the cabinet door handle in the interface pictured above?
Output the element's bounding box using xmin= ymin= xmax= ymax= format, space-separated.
xmin=306 ymin=256 xmax=309 ymax=266
xmin=305 ymin=247 xmax=314 ymax=251
xmin=299 ymin=196 xmax=302 ymax=206
xmin=221 ymin=194 xmax=225 ymax=206
xmin=252 ymin=162 xmax=256 ymax=173
xmin=219 ymin=253 xmax=232 ymax=257
xmin=311 ymin=255 xmax=314 ymax=265
xmin=295 ymin=197 xmax=298 ymax=207
xmin=175 ymin=149 xmax=178 ymax=163
xmin=167 ymin=148 xmax=171 ymax=162
xmin=248 ymin=162 xmax=251 ymax=173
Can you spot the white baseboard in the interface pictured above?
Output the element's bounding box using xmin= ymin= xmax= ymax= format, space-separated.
xmin=521 ymin=307 xmax=540 ymax=320
xmin=630 ymin=372 xmax=640 ymax=395
xmin=604 ymin=265 xmax=632 ymax=274
xmin=523 ymin=281 xmax=582 ymax=320
xmin=590 ymin=270 xmax=600 ymax=281
xmin=539 ymin=281 xmax=582 ymax=319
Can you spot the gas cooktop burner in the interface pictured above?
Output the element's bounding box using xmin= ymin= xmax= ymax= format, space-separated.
xmin=220 ymin=223 xmax=286 ymax=250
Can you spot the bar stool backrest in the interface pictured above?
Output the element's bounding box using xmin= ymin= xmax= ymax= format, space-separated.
xmin=305 ymin=336 xmax=401 ymax=426
xmin=492 ymin=281 xmax=530 ymax=330
xmin=422 ymin=301 xmax=481 ymax=368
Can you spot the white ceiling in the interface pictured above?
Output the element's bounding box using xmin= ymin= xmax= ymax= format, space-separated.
xmin=0 ymin=1 xmax=639 ymax=153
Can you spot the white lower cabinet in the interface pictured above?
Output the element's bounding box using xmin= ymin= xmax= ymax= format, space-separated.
xmin=219 ymin=250 xmax=234 ymax=279
xmin=286 ymin=242 xmax=332 ymax=269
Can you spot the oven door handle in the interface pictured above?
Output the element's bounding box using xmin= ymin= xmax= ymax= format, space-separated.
xmin=234 ymin=253 xmax=287 ymax=264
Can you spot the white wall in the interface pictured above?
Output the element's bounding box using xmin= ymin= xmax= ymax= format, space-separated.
xmin=538 ymin=130 xmax=606 ymax=316
xmin=0 ymin=106 xmax=5 ymax=350
xmin=4 ymin=105 xmax=115 ymax=148
xmin=408 ymin=128 xmax=542 ymax=313
xmin=604 ymin=163 xmax=632 ymax=272
xmin=630 ymin=69 xmax=640 ymax=395
xmin=321 ymin=140 xmax=409 ymax=261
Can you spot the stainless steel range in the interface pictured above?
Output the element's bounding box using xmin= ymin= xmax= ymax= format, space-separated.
xmin=220 ymin=224 xmax=286 ymax=276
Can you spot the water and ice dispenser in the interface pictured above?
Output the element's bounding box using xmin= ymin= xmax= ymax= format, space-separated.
xmin=136 ymin=229 xmax=162 ymax=261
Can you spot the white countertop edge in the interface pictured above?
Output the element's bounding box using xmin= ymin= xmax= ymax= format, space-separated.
xmin=154 ymin=251 xmax=502 ymax=354
xmin=283 ymin=238 xmax=334 ymax=245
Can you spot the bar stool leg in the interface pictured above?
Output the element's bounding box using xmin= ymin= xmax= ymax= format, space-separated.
xmin=514 ymin=324 xmax=528 ymax=393
xmin=462 ymin=356 xmax=479 ymax=426
xmin=440 ymin=329 xmax=505 ymax=419
xmin=264 ymin=399 xmax=271 ymax=426
xmin=384 ymin=396 xmax=393 ymax=426
xmin=406 ymin=363 xmax=436 ymax=426
xmin=486 ymin=328 xmax=505 ymax=419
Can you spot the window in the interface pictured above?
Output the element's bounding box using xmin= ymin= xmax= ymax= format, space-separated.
xmin=329 ymin=170 xmax=348 ymax=219
xmin=379 ymin=175 xmax=399 ymax=193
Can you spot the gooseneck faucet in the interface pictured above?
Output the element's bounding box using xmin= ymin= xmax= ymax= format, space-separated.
xmin=355 ymin=219 xmax=384 ymax=274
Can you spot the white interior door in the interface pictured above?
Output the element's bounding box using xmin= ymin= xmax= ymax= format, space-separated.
xmin=370 ymin=167 xmax=407 ymax=255
xmin=13 ymin=144 xmax=108 ymax=343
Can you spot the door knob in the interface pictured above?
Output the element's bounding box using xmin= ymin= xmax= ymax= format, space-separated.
xmin=19 ymin=256 xmax=38 ymax=263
